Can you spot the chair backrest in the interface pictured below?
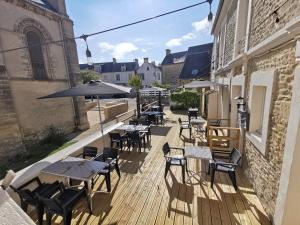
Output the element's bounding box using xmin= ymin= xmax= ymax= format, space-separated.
xmin=128 ymin=131 xmax=140 ymax=141
xmin=38 ymin=195 xmax=62 ymax=214
xmin=103 ymin=147 xmax=118 ymax=159
xmin=230 ymin=148 xmax=242 ymax=165
xmin=10 ymin=186 xmax=34 ymax=202
xmin=162 ymin=142 xmax=170 ymax=156
xmin=129 ymin=120 xmax=138 ymax=125
xmin=83 ymin=146 xmax=97 ymax=159
xmin=109 ymin=132 xmax=121 ymax=140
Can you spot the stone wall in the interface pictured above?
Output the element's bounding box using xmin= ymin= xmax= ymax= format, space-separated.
xmin=243 ymin=42 xmax=296 ymax=219
xmin=223 ymin=7 xmax=237 ymax=65
xmin=0 ymin=0 xmax=89 ymax=161
xmin=161 ymin=63 xmax=184 ymax=87
xmin=0 ymin=70 xmax=26 ymax=162
xmin=249 ymin=0 xmax=300 ymax=48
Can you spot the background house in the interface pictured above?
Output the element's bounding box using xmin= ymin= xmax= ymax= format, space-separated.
xmin=137 ymin=58 xmax=162 ymax=87
xmin=0 ymin=0 xmax=89 ymax=161
xmin=179 ymin=43 xmax=213 ymax=81
xmin=208 ymin=0 xmax=300 ymax=223
xmin=161 ymin=49 xmax=187 ymax=88
xmin=81 ymin=58 xmax=138 ymax=86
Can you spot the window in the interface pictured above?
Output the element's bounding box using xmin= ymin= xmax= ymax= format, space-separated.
xmin=247 ymin=70 xmax=277 ymax=155
xmin=139 ymin=73 xmax=145 ymax=80
xmin=251 ymin=86 xmax=266 ymax=135
xmin=115 ymin=74 xmax=120 ymax=81
xmin=156 ymin=72 xmax=161 ymax=80
xmin=121 ymin=65 xmax=126 ymax=72
xmin=147 ymin=67 xmax=149 ymax=71
xmin=26 ymin=30 xmax=47 ymax=79
xmin=95 ymin=65 xmax=101 ymax=73
xmin=191 ymin=69 xmax=199 ymax=76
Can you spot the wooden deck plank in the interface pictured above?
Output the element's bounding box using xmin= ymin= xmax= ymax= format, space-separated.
xmin=32 ymin=110 xmax=271 ymax=225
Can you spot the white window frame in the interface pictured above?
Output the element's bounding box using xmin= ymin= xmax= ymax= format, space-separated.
xmin=115 ymin=74 xmax=120 ymax=81
xmin=247 ymin=70 xmax=277 ymax=155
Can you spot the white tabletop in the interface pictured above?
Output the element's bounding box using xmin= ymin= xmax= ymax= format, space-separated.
xmin=0 ymin=188 xmax=36 ymax=225
xmin=41 ymin=156 xmax=108 ymax=181
xmin=190 ymin=118 xmax=206 ymax=124
xmin=184 ymin=146 xmax=212 ymax=160
xmin=117 ymin=124 xmax=148 ymax=132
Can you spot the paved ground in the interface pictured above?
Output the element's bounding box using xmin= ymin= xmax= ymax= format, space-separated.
xmin=69 ymin=98 xmax=137 ymax=141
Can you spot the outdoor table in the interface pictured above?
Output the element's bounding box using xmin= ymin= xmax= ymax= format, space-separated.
xmin=150 ymin=105 xmax=160 ymax=111
xmin=190 ymin=117 xmax=206 ymax=132
xmin=141 ymin=111 xmax=165 ymax=124
xmin=188 ymin=108 xmax=199 ymax=112
xmin=188 ymin=108 xmax=199 ymax=120
xmin=184 ymin=146 xmax=212 ymax=183
xmin=41 ymin=156 xmax=108 ymax=211
xmin=117 ymin=124 xmax=149 ymax=132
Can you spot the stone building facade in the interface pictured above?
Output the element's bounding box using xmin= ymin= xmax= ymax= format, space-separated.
xmin=209 ymin=0 xmax=300 ymax=224
xmin=0 ymin=0 xmax=89 ymax=161
xmin=161 ymin=49 xmax=187 ymax=88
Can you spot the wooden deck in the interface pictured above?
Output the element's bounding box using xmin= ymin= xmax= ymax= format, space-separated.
xmin=34 ymin=110 xmax=271 ymax=225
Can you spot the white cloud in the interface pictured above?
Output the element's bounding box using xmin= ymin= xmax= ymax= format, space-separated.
xmin=166 ymin=38 xmax=182 ymax=47
xmin=141 ymin=49 xmax=147 ymax=53
xmin=99 ymin=42 xmax=114 ymax=51
xmin=192 ymin=17 xmax=211 ymax=32
xmin=98 ymin=42 xmax=138 ymax=59
xmin=165 ymin=32 xmax=196 ymax=48
xmin=165 ymin=17 xmax=212 ymax=48
xmin=182 ymin=32 xmax=196 ymax=40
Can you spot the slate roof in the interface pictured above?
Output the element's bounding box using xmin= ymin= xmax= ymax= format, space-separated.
xmin=80 ymin=62 xmax=138 ymax=73
xmin=179 ymin=43 xmax=213 ymax=80
xmin=30 ymin=0 xmax=56 ymax=12
xmin=161 ymin=51 xmax=187 ymax=65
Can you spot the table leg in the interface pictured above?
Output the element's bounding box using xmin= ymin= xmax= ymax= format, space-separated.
xmin=87 ymin=180 xmax=93 ymax=212
xmin=186 ymin=159 xmax=208 ymax=185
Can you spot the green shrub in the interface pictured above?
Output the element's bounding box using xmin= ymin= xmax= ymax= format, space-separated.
xmin=171 ymin=91 xmax=199 ymax=110
xmin=42 ymin=126 xmax=66 ymax=146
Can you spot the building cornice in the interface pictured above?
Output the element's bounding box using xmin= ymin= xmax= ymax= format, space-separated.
xmin=212 ymin=15 xmax=300 ymax=73
xmin=3 ymin=0 xmax=71 ymax=22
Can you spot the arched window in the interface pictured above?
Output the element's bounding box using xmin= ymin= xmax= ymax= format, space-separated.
xmin=26 ymin=30 xmax=47 ymax=80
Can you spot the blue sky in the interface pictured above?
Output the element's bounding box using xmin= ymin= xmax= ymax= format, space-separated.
xmin=65 ymin=0 xmax=218 ymax=65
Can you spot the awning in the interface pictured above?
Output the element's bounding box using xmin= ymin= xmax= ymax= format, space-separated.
xmin=180 ymin=80 xmax=223 ymax=89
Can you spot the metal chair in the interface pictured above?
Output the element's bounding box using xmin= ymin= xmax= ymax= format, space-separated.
xmin=37 ymin=183 xmax=91 ymax=225
xmin=10 ymin=177 xmax=59 ymax=225
xmin=162 ymin=142 xmax=186 ymax=183
xmin=94 ymin=147 xmax=121 ymax=191
xmin=109 ymin=132 xmax=128 ymax=151
xmin=209 ymin=148 xmax=242 ymax=190
xmin=127 ymin=131 xmax=146 ymax=152
xmin=178 ymin=118 xmax=192 ymax=139
xmin=139 ymin=121 xmax=151 ymax=143
xmin=82 ymin=146 xmax=98 ymax=159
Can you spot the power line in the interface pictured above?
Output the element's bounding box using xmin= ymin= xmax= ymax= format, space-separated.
xmin=0 ymin=0 xmax=210 ymax=54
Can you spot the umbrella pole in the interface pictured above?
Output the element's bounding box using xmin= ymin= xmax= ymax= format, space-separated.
xmin=97 ymin=96 xmax=105 ymax=147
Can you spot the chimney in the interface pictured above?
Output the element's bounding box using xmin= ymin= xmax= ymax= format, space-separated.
xmin=144 ymin=58 xmax=149 ymax=63
xmin=166 ymin=49 xmax=171 ymax=55
xmin=113 ymin=58 xmax=117 ymax=63
xmin=134 ymin=58 xmax=138 ymax=64
xmin=151 ymin=61 xmax=156 ymax=66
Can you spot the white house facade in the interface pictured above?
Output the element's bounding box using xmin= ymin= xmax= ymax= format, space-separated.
xmin=137 ymin=58 xmax=162 ymax=87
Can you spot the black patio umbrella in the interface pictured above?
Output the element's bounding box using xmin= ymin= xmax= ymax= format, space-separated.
xmin=38 ymin=80 xmax=132 ymax=144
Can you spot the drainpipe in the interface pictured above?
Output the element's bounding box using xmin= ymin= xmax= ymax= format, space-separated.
xmin=58 ymin=18 xmax=78 ymax=128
